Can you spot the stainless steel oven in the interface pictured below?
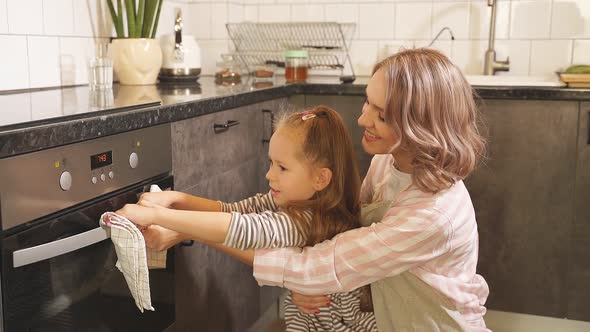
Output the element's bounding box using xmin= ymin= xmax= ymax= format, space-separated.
xmin=0 ymin=124 xmax=175 ymax=331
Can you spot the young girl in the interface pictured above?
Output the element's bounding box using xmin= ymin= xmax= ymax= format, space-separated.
xmin=117 ymin=106 xmax=378 ymax=331
xmin=252 ymin=48 xmax=491 ymax=331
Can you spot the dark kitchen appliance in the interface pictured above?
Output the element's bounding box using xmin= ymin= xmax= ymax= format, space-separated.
xmin=0 ymin=124 xmax=175 ymax=332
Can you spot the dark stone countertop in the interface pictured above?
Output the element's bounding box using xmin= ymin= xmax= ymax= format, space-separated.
xmin=1 ymin=76 xmax=589 ymax=159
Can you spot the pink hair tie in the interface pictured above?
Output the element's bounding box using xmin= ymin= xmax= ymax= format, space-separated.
xmin=301 ymin=111 xmax=316 ymax=121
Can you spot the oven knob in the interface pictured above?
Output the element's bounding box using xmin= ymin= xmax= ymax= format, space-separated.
xmin=91 ymin=176 xmax=97 ymax=184
xmin=100 ymin=174 xmax=106 ymax=181
xmin=59 ymin=171 xmax=72 ymax=191
xmin=129 ymin=152 xmax=139 ymax=169
xmin=109 ymin=171 xmax=114 ymax=179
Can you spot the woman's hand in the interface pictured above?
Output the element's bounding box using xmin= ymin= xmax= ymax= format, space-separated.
xmin=116 ymin=203 xmax=157 ymax=229
xmin=137 ymin=191 xmax=182 ymax=209
xmin=143 ymin=224 xmax=188 ymax=250
xmin=291 ymin=291 xmax=330 ymax=315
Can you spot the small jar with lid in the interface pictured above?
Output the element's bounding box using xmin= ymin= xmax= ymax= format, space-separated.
xmin=283 ymin=50 xmax=308 ymax=83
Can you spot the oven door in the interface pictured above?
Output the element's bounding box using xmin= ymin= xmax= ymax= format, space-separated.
xmin=1 ymin=175 xmax=174 ymax=332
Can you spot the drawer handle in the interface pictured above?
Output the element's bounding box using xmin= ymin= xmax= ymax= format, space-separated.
xmin=213 ymin=120 xmax=240 ymax=133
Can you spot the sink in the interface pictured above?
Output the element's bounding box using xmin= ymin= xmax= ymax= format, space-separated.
xmin=466 ymin=75 xmax=566 ymax=87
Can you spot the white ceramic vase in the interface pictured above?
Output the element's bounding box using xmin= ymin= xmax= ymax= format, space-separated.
xmin=110 ymin=38 xmax=162 ymax=85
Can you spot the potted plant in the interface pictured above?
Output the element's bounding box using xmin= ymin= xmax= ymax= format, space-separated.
xmin=107 ymin=0 xmax=164 ymax=85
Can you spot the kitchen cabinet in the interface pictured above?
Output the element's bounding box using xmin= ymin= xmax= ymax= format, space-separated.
xmin=465 ymin=99 xmax=579 ymax=319
xmin=170 ymin=98 xmax=287 ymax=332
xmin=568 ymin=103 xmax=590 ymax=321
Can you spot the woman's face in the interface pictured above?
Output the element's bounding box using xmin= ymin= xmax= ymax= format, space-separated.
xmin=357 ymin=68 xmax=399 ymax=155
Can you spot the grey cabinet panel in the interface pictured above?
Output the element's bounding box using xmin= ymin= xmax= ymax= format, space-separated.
xmin=174 ymin=159 xmax=263 ymax=332
xmin=171 ymin=99 xmax=288 ymax=331
xmin=569 ymin=103 xmax=590 ymax=321
xmin=465 ymin=100 xmax=578 ymax=318
xmin=304 ymin=95 xmax=372 ymax=177
xmin=171 ymin=105 xmax=263 ymax=191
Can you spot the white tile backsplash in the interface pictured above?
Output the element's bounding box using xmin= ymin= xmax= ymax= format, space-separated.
xmin=28 ymin=36 xmax=61 ymax=88
xmin=7 ymin=0 xmax=43 ymax=35
xmin=452 ymin=40 xmax=488 ymax=75
xmin=359 ymin=3 xmax=394 ymax=40
xmin=572 ymin=40 xmax=590 ymax=65
xmin=551 ymin=0 xmax=590 ymax=39
xmin=432 ymin=2 xmax=469 ymax=40
xmin=185 ymin=3 xmax=212 ymax=39
xmin=0 ymin=35 xmax=29 ymax=90
xmin=510 ymin=0 xmax=552 ymax=39
xmin=212 ymin=3 xmax=228 ymax=39
xmin=258 ymin=5 xmax=290 ymax=23
xmin=0 ymin=0 xmax=589 ymax=91
xmin=59 ymin=37 xmax=93 ymax=86
xmin=494 ymin=40 xmax=531 ymax=76
xmin=43 ymin=0 xmax=74 ymax=36
xmin=350 ymin=40 xmax=379 ymax=76
xmin=243 ymin=5 xmax=258 ymax=22
xmin=530 ymin=40 xmax=573 ymax=75
xmin=291 ymin=4 xmax=324 ymax=22
xmin=396 ymin=3 xmax=432 ymax=40
xmin=0 ymin=0 xmax=9 ymax=33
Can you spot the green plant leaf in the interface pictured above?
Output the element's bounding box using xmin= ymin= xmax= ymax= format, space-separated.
xmin=136 ymin=0 xmax=145 ymax=38
xmin=106 ymin=0 xmax=123 ymax=38
xmin=150 ymin=0 xmax=163 ymax=39
xmin=117 ymin=0 xmax=124 ymax=37
xmin=125 ymin=0 xmax=137 ymax=38
xmin=142 ymin=0 xmax=157 ymax=38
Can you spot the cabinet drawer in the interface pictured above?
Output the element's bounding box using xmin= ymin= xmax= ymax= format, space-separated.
xmin=172 ymin=106 xmax=263 ymax=190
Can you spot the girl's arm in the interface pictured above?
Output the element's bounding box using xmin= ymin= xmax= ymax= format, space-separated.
xmin=139 ymin=191 xmax=222 ymax=212
xmin=116 ymin=203 xmax=232 ymax=243
xmin=117 ymin=204 xmax=306 ymax=249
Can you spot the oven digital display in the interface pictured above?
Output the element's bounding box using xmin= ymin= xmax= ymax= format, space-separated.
xmin=91 ymin=151 xmax=113 ymax=170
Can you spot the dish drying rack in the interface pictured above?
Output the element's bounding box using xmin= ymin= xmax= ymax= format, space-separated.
xmin=226 ymin=22 xmax=356 ymax=81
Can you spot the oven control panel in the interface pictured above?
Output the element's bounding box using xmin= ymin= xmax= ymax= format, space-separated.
xmin=0 ymin=124 xmax=172 ymax=230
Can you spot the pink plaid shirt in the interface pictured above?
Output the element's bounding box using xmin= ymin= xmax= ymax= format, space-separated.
xmin=253 ymin=154 xmax=489 ymax=327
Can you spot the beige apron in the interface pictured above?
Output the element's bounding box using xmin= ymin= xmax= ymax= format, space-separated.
xmin=360 ymin=200 xmax=474 ymax=332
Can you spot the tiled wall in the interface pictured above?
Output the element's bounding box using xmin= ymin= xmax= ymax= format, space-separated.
xmin=1 ymin=0 xmax=589 ymax=91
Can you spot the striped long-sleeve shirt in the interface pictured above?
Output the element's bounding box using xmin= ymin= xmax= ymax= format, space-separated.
xmin=221 ymin=193 xmax=378 ymax=332
xmin=251 ymin=154 xmax=490 ymax=330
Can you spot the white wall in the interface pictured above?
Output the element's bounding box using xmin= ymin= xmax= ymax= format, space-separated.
xmin=1 ymin=0 xmax=589 ymax=91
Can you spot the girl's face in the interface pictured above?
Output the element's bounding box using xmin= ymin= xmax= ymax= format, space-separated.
xmin=265 ymin=127 xmax=318 ymax=206
xmin=357 ymin=69 xmax=399 ymax=155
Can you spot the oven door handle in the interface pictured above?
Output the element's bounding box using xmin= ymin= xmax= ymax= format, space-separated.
xmin=12 ymin=227 xmax=110 ymax=268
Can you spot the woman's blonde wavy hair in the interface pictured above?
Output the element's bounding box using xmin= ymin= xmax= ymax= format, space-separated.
xmin=374 ymin=48 xmax=486 ymax=193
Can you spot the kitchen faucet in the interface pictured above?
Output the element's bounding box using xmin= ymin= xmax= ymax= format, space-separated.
xmin=483 ymin=0 xmax=510 ymax=75
xmin=428 ymin=27 xmax=455 ymax=47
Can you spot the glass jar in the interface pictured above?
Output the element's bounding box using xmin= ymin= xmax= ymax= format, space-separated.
xmin=283 ymin=50 xmax=308 ymax=83
xmin=215 ymin=54 xmax=243 ymax=85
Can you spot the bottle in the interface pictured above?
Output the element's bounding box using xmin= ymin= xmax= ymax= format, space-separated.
xmin=283 ymin=50 xmax=308 ymax=83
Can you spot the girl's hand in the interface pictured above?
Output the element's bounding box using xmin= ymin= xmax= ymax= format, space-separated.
xmin=142 ymin=224 xmax=187 ymax=251
xmin=291 ymin=291 xmax=330 ymax=315
xmin=116 ymin=203 xmax=156 ymax=229
xmin=137 ymin=191 xmax=182 ymax=209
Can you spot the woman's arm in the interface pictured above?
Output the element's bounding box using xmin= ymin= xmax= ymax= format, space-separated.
xmin=253 ymin=201 xmax=453 ymax=295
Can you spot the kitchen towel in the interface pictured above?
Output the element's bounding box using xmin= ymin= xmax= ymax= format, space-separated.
xmin=99 ymin=211 xmax=154 ymax=312
xmin=145 ymin=185 xmax=168 ymax=269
